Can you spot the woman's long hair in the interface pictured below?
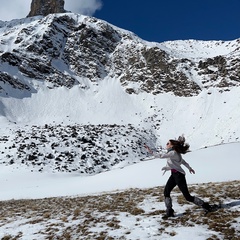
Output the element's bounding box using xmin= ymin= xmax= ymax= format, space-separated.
xmin=169 ymin=135 xmax=190 ymax=154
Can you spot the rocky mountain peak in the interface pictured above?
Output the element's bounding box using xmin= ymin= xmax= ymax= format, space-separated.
xmin=27 ymin=0 xmax=66 ymax=17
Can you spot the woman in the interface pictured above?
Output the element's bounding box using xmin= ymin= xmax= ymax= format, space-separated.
xmin=145 ymin=136 xmax=217 ymax=219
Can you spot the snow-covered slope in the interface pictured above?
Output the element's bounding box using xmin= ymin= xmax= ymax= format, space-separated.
xmin=0 ymin=142 xmax=239 ymax=239
xmin=158 ymin=39 xmax=240 ymax=59
xmin=1 ymin=142 xmax=239 ymax=201
xmin=0 ymin=81 xmax=240 ymax=174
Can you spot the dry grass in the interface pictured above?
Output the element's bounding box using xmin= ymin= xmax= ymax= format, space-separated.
xmin=0 ymin=180 xmax=239 ymax=239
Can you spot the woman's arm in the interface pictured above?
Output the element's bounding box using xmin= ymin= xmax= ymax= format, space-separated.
xmin=159 ymin=151 xmax=175 ymax=158
xmin=181 ymin=158 xmax=195 ymax=174
xmin=144 ymin=144 xmax=164 ymax=158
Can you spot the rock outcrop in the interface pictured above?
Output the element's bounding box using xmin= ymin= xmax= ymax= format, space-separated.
xmin=1 ymin=124 xmax=153 ymax=174
xmin=27 ymin=0 xmax=66 ymax=17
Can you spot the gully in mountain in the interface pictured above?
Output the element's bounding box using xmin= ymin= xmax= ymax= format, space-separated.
xmin=145 ymin=136 xmax=218 ymax=219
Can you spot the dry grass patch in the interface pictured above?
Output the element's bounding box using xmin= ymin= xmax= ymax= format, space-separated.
xmin=0 ymin=180 xmax=239 ymax=239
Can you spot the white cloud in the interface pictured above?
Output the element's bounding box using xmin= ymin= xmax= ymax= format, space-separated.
xmin=65 ymin=0 xmax=102 ymax=16
xmin=0 ymin=0 xmax=102 ymax=21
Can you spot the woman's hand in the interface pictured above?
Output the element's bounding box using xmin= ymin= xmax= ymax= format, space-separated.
xmin=189 ymin=168 xmax=195 ymax=174
xmin=144 ymin=144 xmax=153 ymax=154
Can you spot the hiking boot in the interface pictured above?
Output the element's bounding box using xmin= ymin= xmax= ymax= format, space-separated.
xmin=162 ymin=208 xmax=174 ymax=219
xmin=194 ymin=196 xmax=204 ymax=206
xmin=203 ymin=203 xmax=220 ymax=212
xmin=210 ymin=204 xmax=220 ymax=211
xmin=202 ymin=202 xmax=211 ymax=211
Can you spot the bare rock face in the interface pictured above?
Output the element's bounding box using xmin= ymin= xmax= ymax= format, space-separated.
xmin=27 ymin=0 xmax=66 ymax=17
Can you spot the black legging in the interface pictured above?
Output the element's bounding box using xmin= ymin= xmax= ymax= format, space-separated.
xmin=164 ymin=171 xmax=194 ymax=202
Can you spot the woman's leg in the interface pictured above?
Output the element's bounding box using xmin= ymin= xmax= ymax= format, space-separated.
xmin=163 ymin=175 xmax=177 ymax=218
xmin=173 ymin=172 xmax=212 ymax=211
xmin=173 ymin=172 xmax=194 ymax=202
xmin=164 ymin=174 xmax=177 ymax=198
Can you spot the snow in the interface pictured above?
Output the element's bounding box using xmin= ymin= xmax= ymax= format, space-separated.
xmin=1 ymin=80 xmax=240 ymax=149
xmin=0 ymin=142 xmax=239 ymax=202
xmin=158 ymin=39 xmax=240 ymax=59
xmin=0 ymin=141 xmax=239 ymax=239
xmin=0 ymin=74 xmax=239 ymax=202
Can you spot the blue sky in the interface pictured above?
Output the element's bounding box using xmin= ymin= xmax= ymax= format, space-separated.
xmin=94 ymin=0 xmax=240 ymax=43
xmin=0 ymin=0 xmax=240 ymax=43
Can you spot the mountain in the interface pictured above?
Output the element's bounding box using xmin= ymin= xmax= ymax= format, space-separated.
xmin=0 ymin=13 xmax=240 ymax=174
xmin=1 ymin=13 xmax=240 ymax=97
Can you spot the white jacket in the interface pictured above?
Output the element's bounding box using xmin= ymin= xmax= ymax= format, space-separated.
xmin=154 ymin=149 xmax=192 ymax=175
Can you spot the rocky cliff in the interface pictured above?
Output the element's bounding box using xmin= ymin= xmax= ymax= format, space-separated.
xmin=27 ymin=0 xmax=66 ymax=17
